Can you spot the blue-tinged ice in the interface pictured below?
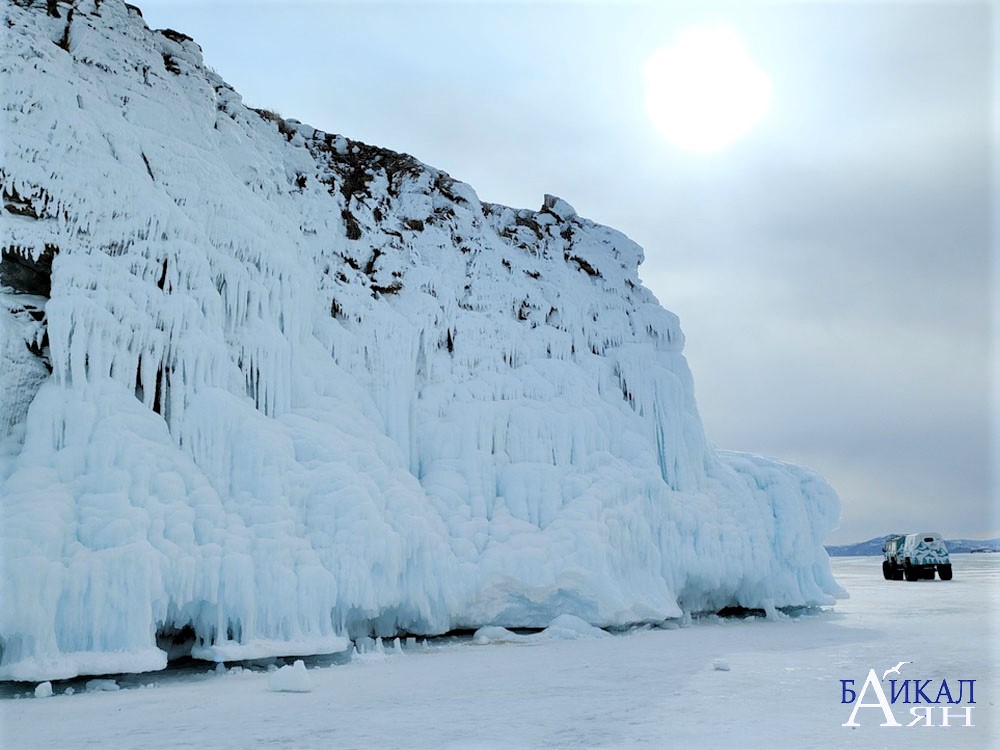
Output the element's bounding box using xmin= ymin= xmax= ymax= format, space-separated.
xmin=0 ymin=0 xmax=843 ymax=681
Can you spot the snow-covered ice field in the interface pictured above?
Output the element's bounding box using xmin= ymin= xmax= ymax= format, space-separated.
xmin=2 ymin=556 xmax=997 ymax=749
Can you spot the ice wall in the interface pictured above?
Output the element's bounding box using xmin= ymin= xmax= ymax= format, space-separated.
xmin=0 ymin=0 xmax=843 ymax=681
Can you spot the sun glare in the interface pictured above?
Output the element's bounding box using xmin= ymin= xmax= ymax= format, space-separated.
xmin=643 ymin=26 xmax=772 ymax=153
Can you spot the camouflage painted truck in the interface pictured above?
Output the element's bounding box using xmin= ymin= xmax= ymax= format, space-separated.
xmin=882 ymin=533 xmax=953 ymax=581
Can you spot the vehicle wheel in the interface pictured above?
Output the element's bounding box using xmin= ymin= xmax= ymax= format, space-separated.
xmin=904 ymin=562 xmax=918 ymax=581
xmin=939 ymin=564 xmax=953 ymax=581
xmin=882 ymin=561 xmax=892 ymax=580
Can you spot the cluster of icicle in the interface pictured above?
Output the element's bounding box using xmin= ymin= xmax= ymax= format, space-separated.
xmin=0 ymin=0 xmax=843 ymax=681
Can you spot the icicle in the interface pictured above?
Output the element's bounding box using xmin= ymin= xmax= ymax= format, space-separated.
xmin=0 ymin=0 xmax=841 ymax=684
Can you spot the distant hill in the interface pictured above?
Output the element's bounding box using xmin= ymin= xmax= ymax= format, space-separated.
xmin=826 ymin=535 xmax=1000 ymax=556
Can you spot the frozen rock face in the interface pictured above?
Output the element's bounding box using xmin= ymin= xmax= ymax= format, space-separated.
xmin=0 ymin=0 xmax=843 ymax=681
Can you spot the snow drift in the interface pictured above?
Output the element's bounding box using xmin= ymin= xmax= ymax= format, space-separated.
xmin=0 ymin=0 xmax=843 ymax=681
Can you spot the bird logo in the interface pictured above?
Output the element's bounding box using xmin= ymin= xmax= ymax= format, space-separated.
xmin=881 ymin=661 xmax=911 ymax=681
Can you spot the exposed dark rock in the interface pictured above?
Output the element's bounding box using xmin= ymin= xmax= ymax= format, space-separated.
xmin=250 ymin=107 xmax=283 ymax=125
xmin=0 ymin=245 xmax=58 ymax=298
xmin=159 ymin=28 xmax=194 ymax=45
xmin=565 ymin=253 xmax=600 ymax=278
xmin=363 ymin=248 xmax=382 ymax=276
xmin=309 ymin=135 xmax=425 ymax=202
xmin=161 ymin=53 xmax=180 ymax=75
xmin=371 ymin=282 xmax=403 ymax=296
xmin=342 ymin=210 xmax=362 ymax=241
xmin=56 ymin=7 xmax=72 ymax=51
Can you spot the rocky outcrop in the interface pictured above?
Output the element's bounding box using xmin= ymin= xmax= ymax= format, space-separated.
xmin=0 ymin=0 xmax=842 ymax=681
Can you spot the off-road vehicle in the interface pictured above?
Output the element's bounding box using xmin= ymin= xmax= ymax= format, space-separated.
xmin=883 ymin=532 xmax=952 ymax=581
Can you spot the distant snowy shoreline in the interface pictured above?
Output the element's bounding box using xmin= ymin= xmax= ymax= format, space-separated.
xmin=826 ymin=536 xmax=1000 ymax=556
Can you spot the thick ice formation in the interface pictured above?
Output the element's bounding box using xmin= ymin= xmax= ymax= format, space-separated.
xmin=0 ymin=0 xmax=843 ymax=681
xmin=472 ymin=615 xmax=611 ymax=644
xmin=267 ymin=660 xmax=313 ymax=693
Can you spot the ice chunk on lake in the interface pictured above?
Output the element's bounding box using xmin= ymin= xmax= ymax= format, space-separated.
xmin=267 ymin=660 xmax=313 ymax=693
xmin=539 ymin=615 xmax=611 ymax=640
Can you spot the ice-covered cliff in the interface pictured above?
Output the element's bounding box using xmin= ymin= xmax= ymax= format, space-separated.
xmin=0 ymin=0 xmax=843 ymax=681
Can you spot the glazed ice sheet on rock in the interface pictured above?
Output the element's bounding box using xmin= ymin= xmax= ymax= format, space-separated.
xmin=0 ymin=0 xmax=843 ymax=681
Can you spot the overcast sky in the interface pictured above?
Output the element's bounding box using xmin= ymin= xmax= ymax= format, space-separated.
xmin=138 ymin=1 xmax=995 ymax=544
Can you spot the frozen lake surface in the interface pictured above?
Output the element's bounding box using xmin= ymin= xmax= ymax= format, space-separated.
xmin=2 ymin=556 xmax=997 ymax=749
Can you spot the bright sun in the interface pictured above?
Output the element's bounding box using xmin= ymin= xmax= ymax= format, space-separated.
xmin=643 ymin=26 xmax=772 ymax=153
